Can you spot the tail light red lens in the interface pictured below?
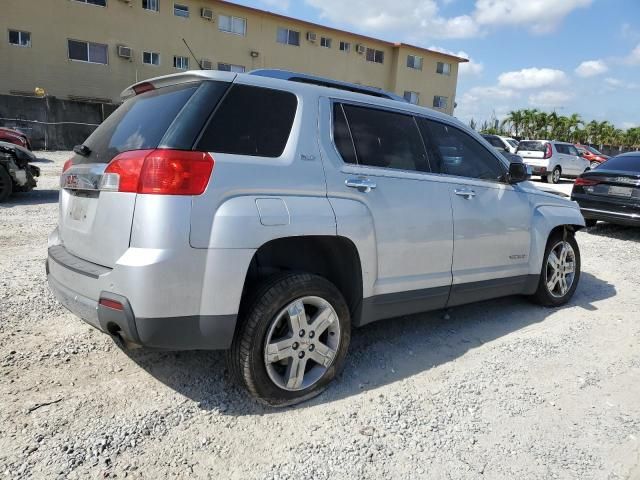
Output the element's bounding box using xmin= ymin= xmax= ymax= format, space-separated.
xmin=133 ymin=82 xmax=155 ymax=95
xmin=99 ymin=298 xmax=124 ymax=311
xmin=103 ymin=149 xmax=214 ymax=195
xmin=62 ymin=158 xmax=73 ymax=173
xmin=543 ymin=143 xmax=553 ymax=159
xmin=574 ymin=177 xmax=600 ymax=187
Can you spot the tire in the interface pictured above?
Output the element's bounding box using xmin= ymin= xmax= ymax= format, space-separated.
xmin=227 ymin=273 xmax=351 ymax=407
xmin=585 ymin=219 xmax=597 ymax=228
xmin=548 ymin=167 xmax=561 ymax=184
xmin=590 ymin=161 xmax=599 ymax=169
xmin=0 ymin=166 xmax=13 ymax=202
xmin=530 ymin=231 xmax=581 ymax=307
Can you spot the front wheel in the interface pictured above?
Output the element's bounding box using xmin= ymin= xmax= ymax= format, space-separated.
xmin=227 ymin=273 xmax=351 ymax=406
xmin=530 ymin=231 xmax=581 ymax=307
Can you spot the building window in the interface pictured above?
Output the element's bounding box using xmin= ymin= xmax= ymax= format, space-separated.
xmin=142 ymin=0 xmax=159 ymax=11
xmin=143 ymin=51 xmax=160 ymax=65
xmin=68 ymin=39 xmax=108 ymax=64
xmin=365 ymin=48 xmax=384 ymax=64
xmin=174 ymin=3 xmax=189 ymax=17
xmin=218 ymin=63 xmax=245 ymax=73
xmin=339 ymin=41 xmax=351 ymax=52
xmin=404 ymin=91 xmax=419 ymax=105
xmin=436 ymin=62 xmax=451 ymax=76
xmin=277 ymin=27 xmax=300 ymax=46
xmin=73 ymin=0 xmax=107 ymax=6
xmin=218 ymin=15 xmax=246 ymax=35
xmin=173 ymin=55 xmax=189 ymax=69
xmin=320 ymin=37 xmax=332 ymax=48
xmin=9 ymin=30 xmax=31 ymax=47
xmin=433 ymin=95 xmax=448 ymax=109
xmin=407 ymin=55 xmax=423 ymax=70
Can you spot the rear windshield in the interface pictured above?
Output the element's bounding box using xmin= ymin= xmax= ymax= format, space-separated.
xmin=598 ymin=155 xmax=640 ymax=173
xmin=76 ymin=83 xmax=203 ymax=164
xmin=517 ymin=141 xmax=546 ymax=152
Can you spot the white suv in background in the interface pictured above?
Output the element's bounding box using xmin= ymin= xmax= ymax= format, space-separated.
xmin=481 ymin=134 xmax=519 ymax=154
xmin=517 ymin=140 xmax=590 ymax=184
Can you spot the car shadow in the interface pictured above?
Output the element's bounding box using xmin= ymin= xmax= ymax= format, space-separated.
xmin=124 ymin=271 xmax=615 ymax=416
xmin=33 ymin=157 xmax=55 ymax=164
xmin=584 ymin=223 xmax=639 ymax=241
xmin=1 ymin=189 xmax=59 ymax=207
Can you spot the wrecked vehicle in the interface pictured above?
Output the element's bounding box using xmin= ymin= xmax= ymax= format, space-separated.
xmin=0 ymin=141 xmax=40 ymax=202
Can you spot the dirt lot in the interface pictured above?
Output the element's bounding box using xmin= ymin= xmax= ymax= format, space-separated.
xmin=1 ymin=151 xmax=639 ymax=479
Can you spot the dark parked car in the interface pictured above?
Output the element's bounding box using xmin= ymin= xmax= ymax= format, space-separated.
xmin=0 ymin=127 xmax=32 ymax=150
xmin=571 ymin=152 xmax=640 ymax=227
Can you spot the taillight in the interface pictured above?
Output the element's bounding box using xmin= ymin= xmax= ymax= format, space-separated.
xmin=543 ymin=143 xmax=553 ymax=159
xmin=574 ymin=177 xmax=600 ymax=187
xmin=62 ymin=158 xmax=73 ymax=172
xmin=102 ymin=149 xmax=214 ymax=195
xmin=133 ymin=82 xmax=155 ymax=95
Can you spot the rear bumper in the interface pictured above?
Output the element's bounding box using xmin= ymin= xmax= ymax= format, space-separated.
xmin=46 ymin=241 xmax=251 ymax=350
xmin=580 ymin=207 xmax=640 ymax=226
xmin=572 ymin=195 xmax=640 ymax=226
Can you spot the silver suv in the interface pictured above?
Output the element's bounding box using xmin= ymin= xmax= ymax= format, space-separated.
xmin=48 ymin=70 xmax=585 ymax=406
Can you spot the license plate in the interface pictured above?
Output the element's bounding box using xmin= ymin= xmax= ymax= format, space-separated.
xmin=69 ymin=198 xmax=89 ymax=221
xmin=608 ymin=186 xmax=633 ymax=198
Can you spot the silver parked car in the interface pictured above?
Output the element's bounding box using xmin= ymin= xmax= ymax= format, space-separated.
xmin=48 ymin=70 xmax=585 ymax=406
xmin=517 ymin=140 xmax=590 ymax=184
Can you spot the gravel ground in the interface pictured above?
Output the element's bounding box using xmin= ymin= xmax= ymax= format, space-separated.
xmin=1 ymin=151 xmax=639 ymax=479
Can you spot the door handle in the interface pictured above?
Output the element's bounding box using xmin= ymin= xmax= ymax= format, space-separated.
xmin=345 ymin=178 xmax=377 ymax=193
xmin=454 ymin=189 xmax=476 ymax=199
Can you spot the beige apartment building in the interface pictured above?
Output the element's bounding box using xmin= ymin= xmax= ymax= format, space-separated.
xmin=1 ymin=0 xmax=466 ymax=113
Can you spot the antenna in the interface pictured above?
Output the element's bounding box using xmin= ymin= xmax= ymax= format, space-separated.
xmin=182 ymin=38 xmax=203 ymax=70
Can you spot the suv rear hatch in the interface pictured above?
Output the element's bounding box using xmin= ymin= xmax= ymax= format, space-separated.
xmin=58 ymin=78 xmax=230 ymax=267
xmin=517 ymin=140 xmax=549 ymax=161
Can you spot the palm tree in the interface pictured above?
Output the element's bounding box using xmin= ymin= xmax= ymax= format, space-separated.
xmin=501 ymin=110 xmax=525 ymax=138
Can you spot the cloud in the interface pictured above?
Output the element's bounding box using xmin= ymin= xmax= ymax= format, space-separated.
xmin=575 ymin=60 xmax=608 ymax=77
xmin=305 ymin=0 xmax=479 ymax=39
xmin=304 ymin=0 xmax=591 ymax=39
xmin=528 ymin=90 xmax=574 ymax=107
xmin=625 ymin=43 xmax=640 ymax=65
xmin=605 ymin=77 xmax=640 ymax=89
xmin=498 ymin=68 xmax=568 ymax=89
xmin=473 ymin=0 xmax=592 ymax=34
xmin=427 ymin=46 xmax=483 ymax=76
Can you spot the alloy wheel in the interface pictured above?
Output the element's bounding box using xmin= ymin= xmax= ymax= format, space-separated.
xmin=545 ymin=241 xmax=576 ymax=298
xmin=263 ymin=296 xmax=341 ymax=391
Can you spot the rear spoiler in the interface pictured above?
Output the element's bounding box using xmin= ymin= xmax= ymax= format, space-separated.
xmin=121 ymin=71 xmax=237 ymax=100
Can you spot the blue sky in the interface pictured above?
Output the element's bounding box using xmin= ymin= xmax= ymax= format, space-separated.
xmin=232 ymin=0 xmax=640 ymax=129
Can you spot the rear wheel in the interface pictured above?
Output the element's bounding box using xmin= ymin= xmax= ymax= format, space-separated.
xmin=0 ymin=166 xmax=13 ymax=202
xmin=227 ymin=273 xmax=351 ymax=406
xmin=531 ymin=231 xmax=580 ymax=307
xmin=547 ymin=166 xmax=561 ymax=184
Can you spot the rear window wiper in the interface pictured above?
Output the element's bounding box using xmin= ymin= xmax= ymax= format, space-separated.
xmin=73 ymin=144 xmax=91 ymax=157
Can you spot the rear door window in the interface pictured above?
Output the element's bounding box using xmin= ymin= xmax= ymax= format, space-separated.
xmin=419 ymin=118 xmax=505 ymax=181
xmin=77 ymin=83 xmax=205 ymax=164
xmin=339 ymin=104 xmax=430 ymax=173
xmin=197 ymin=84 xmax=297 ymax=157
xmin=332 ymin=103 xmax=357 ymax=164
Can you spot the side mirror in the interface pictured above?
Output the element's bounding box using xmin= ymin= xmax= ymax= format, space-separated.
xmin=507 ymin=162 xmax=530 ymax=184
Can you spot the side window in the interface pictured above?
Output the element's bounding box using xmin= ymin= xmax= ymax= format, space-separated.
xmin=567 ymin=145 xmax=579 ymax=156
xmin=419 ymin=119 xmax=505 ymax=181
xmin=197 ymin=85 xmax=297 ymax=157
xmin=332 ymin=104 xmax=357 ymax=164
xmin=556 ymin=144 xmax=568 ymax=154
xmin=341 ymin=104 xmax=429 ymax=172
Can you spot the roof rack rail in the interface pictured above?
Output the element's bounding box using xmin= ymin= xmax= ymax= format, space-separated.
xmin=248 ymin=69 xmax=407 ymax=102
